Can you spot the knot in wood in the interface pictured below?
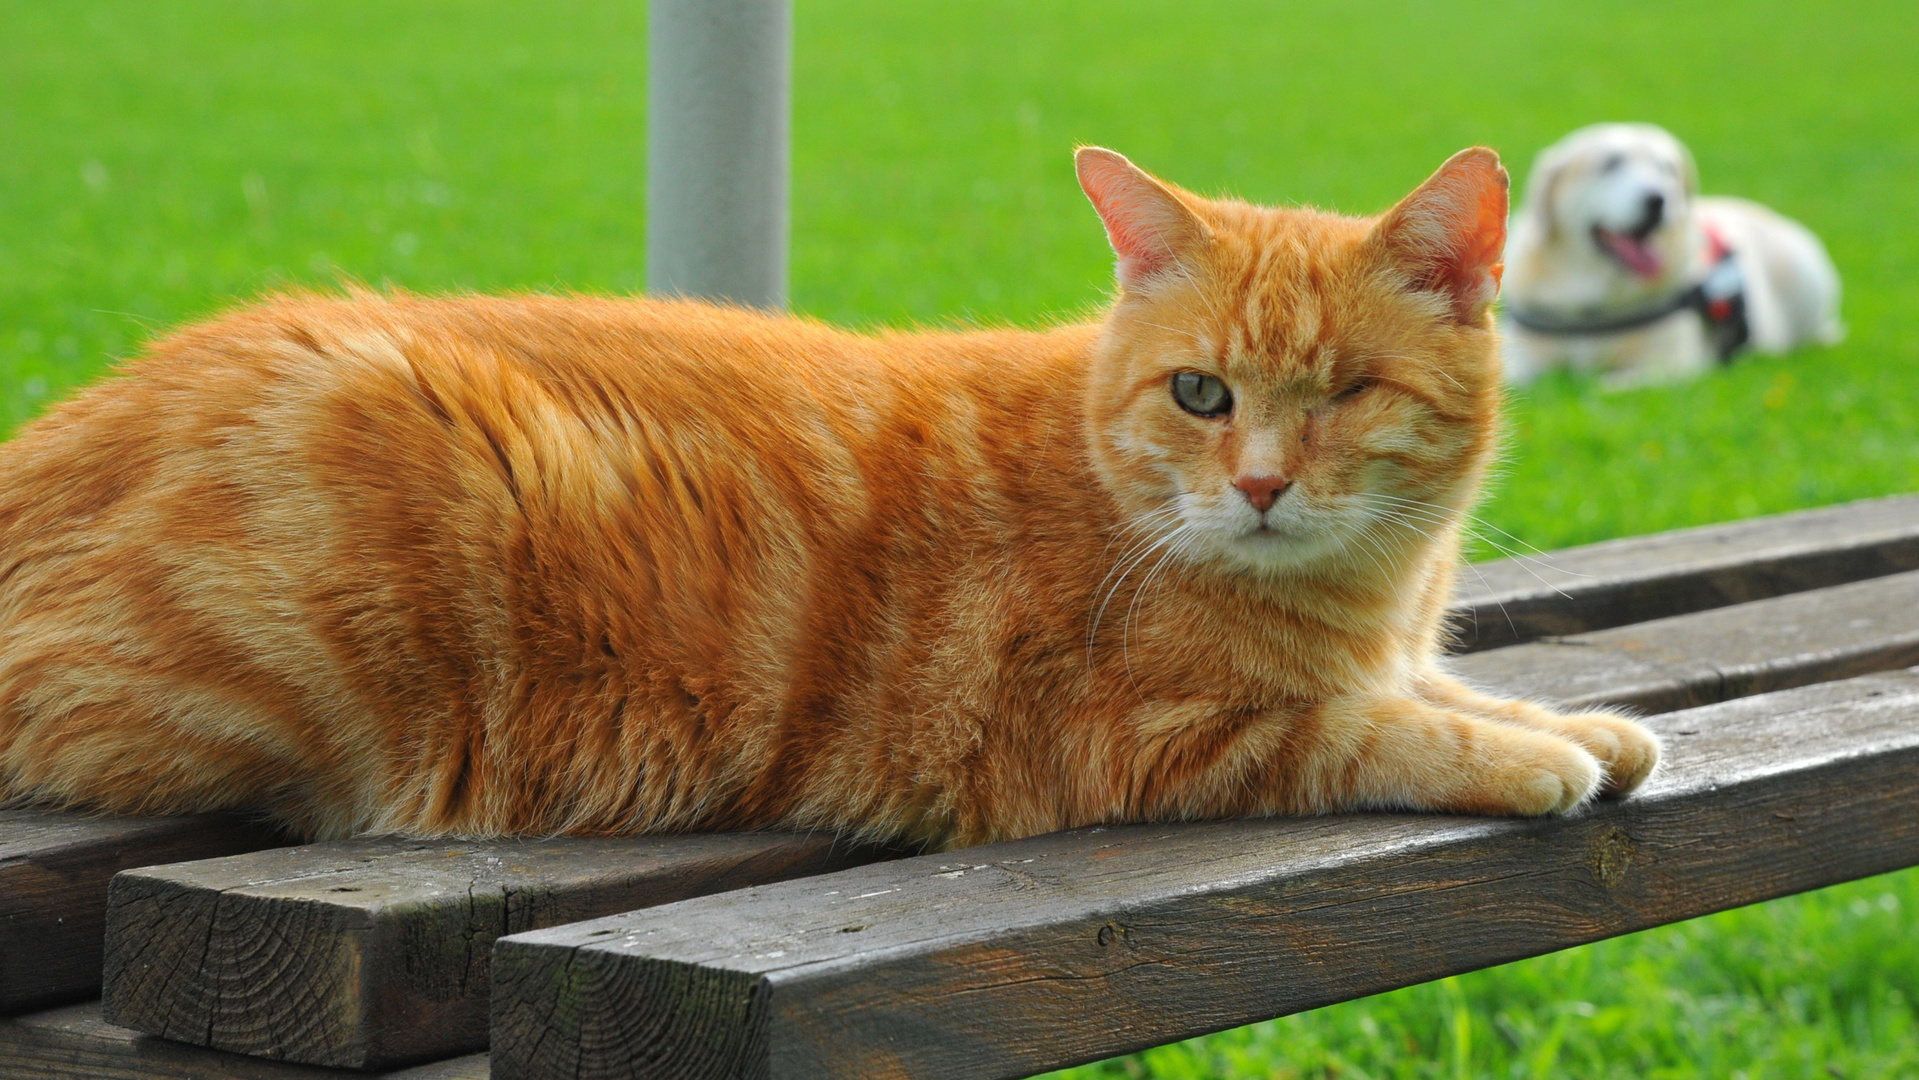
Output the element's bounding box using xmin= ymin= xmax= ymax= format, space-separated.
xmin=1588 ymin=826 xmax=1637 ymax=888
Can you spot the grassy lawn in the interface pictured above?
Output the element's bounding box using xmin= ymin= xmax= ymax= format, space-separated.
xmin=2 ymin=1 xmax=1915 ymax=1076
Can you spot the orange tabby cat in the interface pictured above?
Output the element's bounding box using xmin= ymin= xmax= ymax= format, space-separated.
xmin=0 ymin=147 xmax=1657 ymax=848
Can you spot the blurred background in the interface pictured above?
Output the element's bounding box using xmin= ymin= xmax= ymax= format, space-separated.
xmin=2 ymin=2 xmax=1914 ymax=1075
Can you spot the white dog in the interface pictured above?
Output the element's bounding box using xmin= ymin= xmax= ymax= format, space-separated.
xmin=1500 ymin=123 xmax=1842 ymax=385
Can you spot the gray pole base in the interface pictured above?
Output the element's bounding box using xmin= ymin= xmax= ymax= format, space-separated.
xmin=646 ymin=0 xmax=792 ymax=310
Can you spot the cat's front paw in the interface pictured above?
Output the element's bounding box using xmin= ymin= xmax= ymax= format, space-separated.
xmin=1531 ymin=712 xmax=1660 ymax=796
xmin=1415 ymin=674 xmax=1660 ymax=798
xmin=1467 ymin=728 xmax=1603 ymax=815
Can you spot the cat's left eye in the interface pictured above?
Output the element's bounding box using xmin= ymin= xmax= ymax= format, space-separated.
xmin=1171 ymin=372 xmax=1233 ymax=418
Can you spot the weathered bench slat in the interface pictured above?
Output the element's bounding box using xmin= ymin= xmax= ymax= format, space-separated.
xmin=0 ymin=813 xmax=286 ymax=1013
xmin=490 ymin=669 xmax=1919 ymax=1080
xmin=100 ymin=833 xmax=895 ymax=1070
xmin=1453 ymin=567 xmax=1919 ymax=713
xmin=1448 ymin=493 xmax=1919 ymax=651
xmin=0 ymin=1001 xmax=484 ymax=1080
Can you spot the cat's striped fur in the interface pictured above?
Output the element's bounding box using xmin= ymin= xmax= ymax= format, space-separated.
xmin=0 ymin=148 xmax=1657 ymax=847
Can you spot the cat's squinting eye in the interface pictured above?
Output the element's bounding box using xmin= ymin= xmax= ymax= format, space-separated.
xmin=1171 ymin=372 xmax=1232 ymax=418
xmin=1332 ymin=377 xmax=1378 ymax=403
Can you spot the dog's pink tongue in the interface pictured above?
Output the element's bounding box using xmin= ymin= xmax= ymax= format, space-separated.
xmin=1598 ymin=229 xmax=1663 ymax=278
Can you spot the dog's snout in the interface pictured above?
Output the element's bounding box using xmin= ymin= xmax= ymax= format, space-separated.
xmin=1642 ymin=191 xmax=1665 ymax=228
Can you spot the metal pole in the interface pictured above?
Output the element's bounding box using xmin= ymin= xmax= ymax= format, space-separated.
xmin=646 ymin=0 xmax=792 ymax=309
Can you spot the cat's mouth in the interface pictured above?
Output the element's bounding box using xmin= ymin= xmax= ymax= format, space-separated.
xmin=1221 ymin=516 xmax=1350 ymax=574
xmin=1237 ymin=520 xmax=1305 ymax=545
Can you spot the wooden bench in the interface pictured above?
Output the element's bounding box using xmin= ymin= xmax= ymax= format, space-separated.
xmin=5 ymin=493 xmax=1919 ymax=1079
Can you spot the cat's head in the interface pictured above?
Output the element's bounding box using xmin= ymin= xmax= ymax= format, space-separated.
xmin=1077 ymin=146 xmax=1508 ymax=579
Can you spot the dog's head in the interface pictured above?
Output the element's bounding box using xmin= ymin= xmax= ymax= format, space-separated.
xmin=1518 ymin=123 xmax=1698 ymax=282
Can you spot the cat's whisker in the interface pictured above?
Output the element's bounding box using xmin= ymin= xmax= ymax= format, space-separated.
xmin=1360 ymin=498 xmax=1522 ymax=569
xmin=1101 ymin=522 xmax=1186 ymax=621
xmin=1087 ymin=516 xmax=1190 ymax=664
xmin=1357 ymin=494 xmax=1509 ymax=552
xmin=1346 ymin=516 xmax=1409 ymax=583
xmin=1341 ymin=507 xmax=1520 ymax=644
xmin=1087 ymin=508 xmax=1184 ymax=601
xmin=1357 ymin=495 xmax=1573 ymax=601
xmin=1126 ymin=529 xmax=1191 ymax=653
xmin=1121 ymin=527 xmax=1198 ymax=698
xmin=1086 ymin=507 xmax=1187 ymax=612
xmin=1362 ymin=492 xmax=1576 ymax=572
xmin=1086 ymin=507 xmax=1186 ymax=594
xmin=1358 ymin=511 xmax=1468 ymax=588
xmin=1367 ymin=502 xmax=1554 ymax=578
xmin=1426 ymin=513 xmax=1567 ymax=575
xmin=1355 ymin=505 xmax=1457 ymax=561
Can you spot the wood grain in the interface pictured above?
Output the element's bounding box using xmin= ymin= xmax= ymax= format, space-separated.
xmin=1448 ymin=493 xmax=1919 ymax=651
xmin=101 ymin=832 xmax=897 ymax=1069
xmin=1454 ymin=568 xmax=1919 ymax=713
xmin=0 ymin=1001 xmax=484 ymax=1080
xmin=0 ymin=812 xmax=286 ymax=1013
xmin=491 ymin=669 xmax=1919 ymax=1080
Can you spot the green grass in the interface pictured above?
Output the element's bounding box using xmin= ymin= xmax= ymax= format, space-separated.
xmin=2 ymin=2 xmax=1916 ymax=1076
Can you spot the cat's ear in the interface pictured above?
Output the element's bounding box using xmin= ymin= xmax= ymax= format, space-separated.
xmin=1075 ymin=147 xmax=1207 ymax=292
xmin=1367 ymin=148 xmax=1510 ymax=323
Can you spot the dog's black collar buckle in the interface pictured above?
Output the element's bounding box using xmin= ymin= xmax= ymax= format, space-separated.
xmin=1505 ymin=228 xmax=1750 ymax=363
xmin=1694 ymin=237 xmax=1750 ymax=363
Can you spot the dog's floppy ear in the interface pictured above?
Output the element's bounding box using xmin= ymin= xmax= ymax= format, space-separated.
xmin=1520 ymin=138 xmax=1577 ymax=241
xmin=1673 ymin=138 xmax=1700 ymax=197
xmin=1075 ymin=147 xmax=1209 ymax=293
xmin=1367 ymin=147 xmax=1510 ymax=324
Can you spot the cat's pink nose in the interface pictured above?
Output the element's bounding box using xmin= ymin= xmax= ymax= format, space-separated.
xmin=1235 ymin=474 xmax=1292 ymax=513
